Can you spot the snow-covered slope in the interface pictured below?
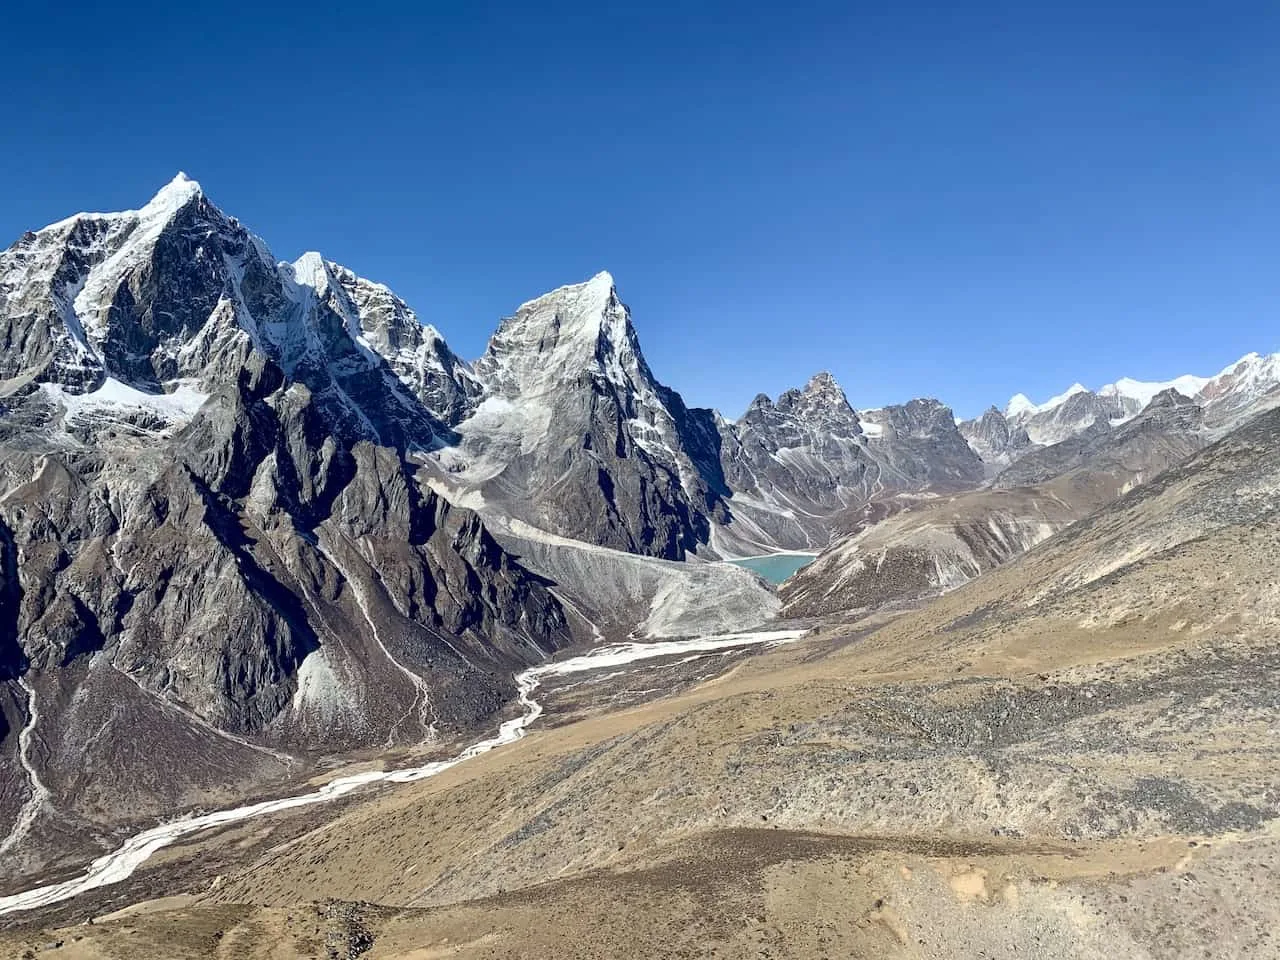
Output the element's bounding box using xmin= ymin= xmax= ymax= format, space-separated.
xmin=1003 ymin=388 xmax=1133 ymax=447
xmin=1099 ymin=374 xmax=1212 ymax=409
xmin=1197 ymin=351 xmax=1280 ymax=429
xmin=1004 ymin=382 xmax=1090 ymax=420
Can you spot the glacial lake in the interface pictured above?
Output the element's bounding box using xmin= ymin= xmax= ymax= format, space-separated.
xmin=727 ymin=553 xmax=816 ymax=584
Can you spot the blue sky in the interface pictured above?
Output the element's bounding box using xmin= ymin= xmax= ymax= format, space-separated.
xmin=2 ymin=1 xmax=1277 ymax=419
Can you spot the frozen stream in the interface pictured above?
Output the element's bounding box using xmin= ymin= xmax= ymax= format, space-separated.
xmin=0 ymin=628 xmax=804 ymax=917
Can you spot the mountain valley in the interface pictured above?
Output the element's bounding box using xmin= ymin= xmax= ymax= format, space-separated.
xmin=2 ymin=176 xmax=1279 ymax=958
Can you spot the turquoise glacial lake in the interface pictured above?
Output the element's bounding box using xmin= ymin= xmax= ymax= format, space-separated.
xmin=726 ymin=554 xmax=816 ymax=584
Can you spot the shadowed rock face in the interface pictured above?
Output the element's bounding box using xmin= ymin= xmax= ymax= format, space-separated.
xmin=0 ymin=517 xmax=22 ymax=685
xmin=0 ymin=347 xmax=571 ymax=735
xmin=716 ymin=374 xmax=873 ymax=549
xmin=858 ymin=398 xmax=986 ymax=490
xmin=958 ymin=405 xmax=1033 ymax=469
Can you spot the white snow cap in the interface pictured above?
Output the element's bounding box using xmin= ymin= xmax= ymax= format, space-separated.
xmin=147 ymin=172 xmax=203 ymax=211
xmin=512 ymin=270 xmax=616 ymax=316
xmin=290 ymin=251 xmax=331 ymax=291
xmin=1044 ymin=383 xmax=1089 ymax=408
xmin=1099 ymin=374 xmax=1210 ymax=407
xmin=1004 ymin=393 xmax=1036 ymax=418
xmin=1005 ymin=383 xmax=1088 ymax=419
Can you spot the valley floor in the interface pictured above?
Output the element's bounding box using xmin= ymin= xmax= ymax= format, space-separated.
xmin=3 ymin=553 xmax=1279 ymax=958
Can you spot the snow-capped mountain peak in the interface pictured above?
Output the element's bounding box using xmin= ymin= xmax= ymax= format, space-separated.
xmin=476 ymin=270 xmax=639 ymax=395
xmin=1004 ymin=393 xmax=1036 ymax=418
xmin=511 ymin=269 xmax=616 ymax=317
xmin=0 ymin=176 xmax=487 ymax=447
xmin=1200 ymin=351 xmax=1279 ymax=400
xmin=289 ymin=250 xmax=331 ymax=292
xmin=148 ymin=170 xmax=204 ymax=209
xmin=1005 ymin=383 xmax=1089 ymax=420
xmin=443 ymin=270 xmax=729 ymax=558
xmin=970 ymin=348 xmax=1280 ymax=461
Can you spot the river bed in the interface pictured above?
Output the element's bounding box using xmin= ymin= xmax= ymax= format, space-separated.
xmin=0 ymin=628 xmax=805 ymax=917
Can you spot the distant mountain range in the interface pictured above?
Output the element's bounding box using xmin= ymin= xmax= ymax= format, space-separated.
xmin=960 ymin=352 xmax=1280 ymax=463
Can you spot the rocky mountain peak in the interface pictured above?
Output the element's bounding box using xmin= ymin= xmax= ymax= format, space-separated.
xmin=803 ymin=370 xmax=842 ymax=396
xmin=796 ymin=370 xmax=853 ymax=408
xmin=958 ymin=404 xmax=1033 ymax=467
xmin=473 ymin=270 xmax=646 ymax=398
xmin=1112 ymin=388 xmax=1203 ymax=440
xmin=856 ymin=398 xmax=985 ymax=489
xmin=770 ymin=372 xmax=861 ymax=437
xmin=886 ymin=397 xmax=958 ymax=432
xmin=442 ymin=271 xmax=727 ymax=559
xmin=1145 ymin=387 xmax=1197 ymax=411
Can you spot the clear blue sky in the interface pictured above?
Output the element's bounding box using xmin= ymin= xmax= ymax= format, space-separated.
xmin=3 ymin=1 xmax=1277 ymax=419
